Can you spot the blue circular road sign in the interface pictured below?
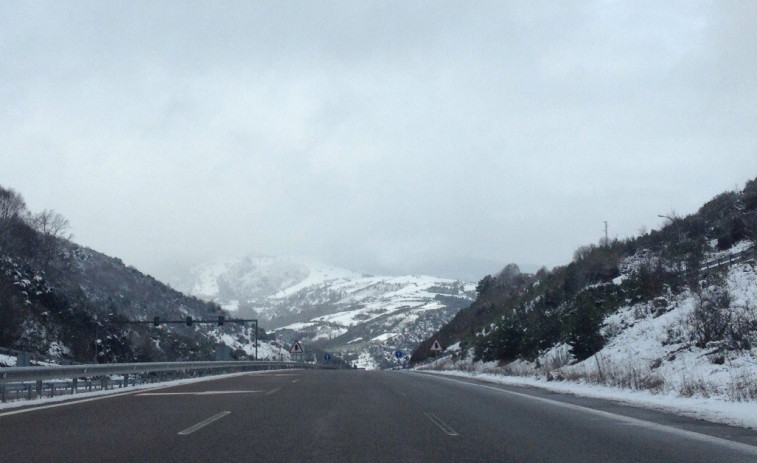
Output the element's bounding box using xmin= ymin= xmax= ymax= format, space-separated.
xmin=395 ymin=351 xmax=403 ymax=359
xmin=324 ymin=353 xmax=331 ymax=361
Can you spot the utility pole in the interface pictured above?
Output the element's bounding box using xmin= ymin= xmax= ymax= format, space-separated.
xmin=603 ymin=221 xmax=609 ymax=246
xmin=93 ymin=323 xmax=98 ymax=364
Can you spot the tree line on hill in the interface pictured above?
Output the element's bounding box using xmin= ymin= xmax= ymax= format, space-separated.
xmin=411 ymin=177 xmax=757 ymax=365
xmin=0 ymin=185 xmax=263 ymax=364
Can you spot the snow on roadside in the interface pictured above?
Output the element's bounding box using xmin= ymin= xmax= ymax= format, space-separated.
xmin=417 ymin=255 xmax=757 ymax=429
xmin=353 ymin=352 xmax=379 ymax=370
xmin=422 ymin=369 xmax=757 ymax=429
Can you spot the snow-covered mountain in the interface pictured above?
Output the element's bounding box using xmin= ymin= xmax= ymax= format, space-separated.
xmin=172 ymin=256 xmax=476 ymax=369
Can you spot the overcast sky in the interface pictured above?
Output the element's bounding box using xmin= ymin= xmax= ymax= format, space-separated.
xmin=1 ymin=1 xmax=756 ymax=282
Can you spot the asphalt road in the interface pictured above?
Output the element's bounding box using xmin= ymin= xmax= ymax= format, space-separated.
xmin=1 ymin=369 xmax=756 ymax=462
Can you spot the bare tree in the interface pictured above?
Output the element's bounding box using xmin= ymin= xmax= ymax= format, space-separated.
xmin=0 ymin=186 xmax=31 ymax=255
xmin=31 ymin=209 xmax=72 ymax=272
xmin=0 ymin=186 xmax=27 ymax=222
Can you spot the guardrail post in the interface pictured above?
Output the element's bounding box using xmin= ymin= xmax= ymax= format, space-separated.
xmin=1 ymin=384 xmax=6 ymax=403
xmin=36 ymin=380 xmax=42 ymax=398
xmin=122 ymin=374 xmax=128 ymax=388
xmin=72 ymin=378 xmax=78 ymax=395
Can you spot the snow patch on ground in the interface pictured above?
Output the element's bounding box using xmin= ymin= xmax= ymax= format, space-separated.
xmin=311 ymin=326 xmax=348 ymax=341
xmin=189 ymin=261 xmax=232 ymax=298
xmin=279 ymin=322 xmax=318 ymax=331
xmin=353 ymin=351 xmax=379 ymax=370
xmin=207 ymin=330 xmax=289 ymax=361
xmin=371 ymin=333 xmax=398 ymax=342
xmin=270 ymin=264 xmax=361 ymax=298
xmin=221 ymin=300 xmax=239 ymax=312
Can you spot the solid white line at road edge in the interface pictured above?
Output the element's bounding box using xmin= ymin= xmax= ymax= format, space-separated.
xmin=178 ymin=411 xmax=231 ymax=436
xmin=138 ymin=390 xmax=261 ymax=396
xmin=422 ymin=374 xmax=757 ymax=456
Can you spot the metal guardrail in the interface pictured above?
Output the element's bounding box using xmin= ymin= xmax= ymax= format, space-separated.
xmin=0 ymin=360 xmax=310 ymax=383
xmin=0 ymin=360 xmax=324 ymax=403
xmin=699 ymin=245 xmax=757 ymax=272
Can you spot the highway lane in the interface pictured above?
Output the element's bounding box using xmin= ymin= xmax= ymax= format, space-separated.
xmin=1 ymin=369 xmax=756 ymax=462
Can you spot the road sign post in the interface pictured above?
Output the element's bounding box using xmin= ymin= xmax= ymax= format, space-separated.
xmin=289 ymin=340 xmax=304 ymax=362
xmin=430 ymin=339 xmax=443 ymax=360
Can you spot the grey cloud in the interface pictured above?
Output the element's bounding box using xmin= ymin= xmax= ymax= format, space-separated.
xmin=1 ymin=1 xmax=756 ymax=281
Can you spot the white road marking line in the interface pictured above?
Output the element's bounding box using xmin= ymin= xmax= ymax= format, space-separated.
xmin=291 ymin=379 xmax=300 ymax=383
xmin=265 ymin=388 xmax=282 ymax=395
xmin=425 ymin=412 xmax=459 ymax=436
xmin=0 ymin=369 xmax=295 ymax=417
xmin=425 ymin=374 xmax=757 ymax=456
xmin=137 ymin=390 xmax=260 ymax=396
xmin=178 ymin=411 xmax=231 ymax=436
xmin=0 ymin=383 xmax=181 ymax=418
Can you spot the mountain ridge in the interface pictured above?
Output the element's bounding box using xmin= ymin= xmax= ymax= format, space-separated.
xmin=171 ymin=255 xmax=476 ymax=368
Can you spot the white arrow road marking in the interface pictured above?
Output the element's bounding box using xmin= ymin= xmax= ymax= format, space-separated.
xmin=178 ymin=411 xmax=231 ymax=436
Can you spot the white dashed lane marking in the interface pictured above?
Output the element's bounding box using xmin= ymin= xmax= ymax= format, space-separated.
xmin=178 ymin=411 xmax=231 ymax=436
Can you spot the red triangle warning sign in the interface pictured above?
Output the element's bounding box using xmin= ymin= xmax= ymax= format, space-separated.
xmin=289 ymin=340 xmax=304 ymax=354
xmin=430 ymin=339 xmax=443 ymax=352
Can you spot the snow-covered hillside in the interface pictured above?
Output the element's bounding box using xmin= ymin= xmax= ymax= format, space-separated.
xmin=174 ymin=256 xmax=361 ymax=318
xmin=274 ymin=273 xmax=475 ymax=369
xmin=423 ymin=241 xmax=757 ymax=403
xmin=173 ymin=256 xmax=476 ymax=369
xmin=174 ymin=256 xmax=316 ymax=313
